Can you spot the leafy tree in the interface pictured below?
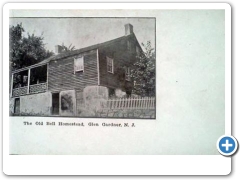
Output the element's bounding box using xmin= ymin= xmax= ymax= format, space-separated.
xmin=9 ymin=23 xmax=54 ymax=71
xmin=9 ymin=23 xmax=77 ymax=89
xmin=61 ymin=43 xmax=76 ymax=52
xmin=131 ymin=41 xmax=155 ymax=97
xmin=10 ymin=23 xmax=55 ymax=88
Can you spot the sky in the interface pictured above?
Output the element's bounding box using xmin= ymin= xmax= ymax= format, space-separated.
xmin=9 ymin=17 xmax=155 ymax=53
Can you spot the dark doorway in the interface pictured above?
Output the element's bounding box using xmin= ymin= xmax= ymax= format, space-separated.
xmin=14 ymin=98 xmax=20 ymax=114
xmin=52 ymin=93 xmax=59 ymax=115
xmin=108 ymin=88 xmax=115 ymax=98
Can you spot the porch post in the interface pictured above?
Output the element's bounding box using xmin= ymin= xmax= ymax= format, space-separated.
xmin=27 ymin=68 xmax=31 ymax=94
xmin=10 ymin=73 xmax=14 ymax=97
xmin=46 ymin=63 xmax=49 ymax=90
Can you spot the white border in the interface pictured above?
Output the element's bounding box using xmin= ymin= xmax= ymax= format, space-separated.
xmin=3 ymin=3 xmax=231 ymax=175
xmin=3 ymin=3 xmax=231 ymax=10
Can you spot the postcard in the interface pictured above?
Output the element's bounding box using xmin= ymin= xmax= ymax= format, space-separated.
xmin=2 ymin=3 xmax=232 ymax=175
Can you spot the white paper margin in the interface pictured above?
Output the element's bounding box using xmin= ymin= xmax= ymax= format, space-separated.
xmin=3 ymin=3 xmax=231 ymax=175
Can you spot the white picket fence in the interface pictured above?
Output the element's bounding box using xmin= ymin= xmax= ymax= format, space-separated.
xmin=100 ymin=97 xmax=155 ymax=110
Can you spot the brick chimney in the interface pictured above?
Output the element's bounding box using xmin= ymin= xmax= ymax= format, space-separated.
xmin=55 ymin=45 xmax=63 ymax=54
xmin=125 ymin=23 xmax=133 ymax=36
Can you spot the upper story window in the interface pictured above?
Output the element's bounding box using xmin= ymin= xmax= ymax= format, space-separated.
xmin=74 ymin=56 xmax=84 ymax=73
xmin=125 ymin=67 xmax=131 ymax=81
xmin=107 ymin=56 xmax=114 ymax=73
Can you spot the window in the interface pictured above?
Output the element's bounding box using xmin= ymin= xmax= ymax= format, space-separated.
xmin=107 ymin=56 xmax=114 ymax=73
xmin=74 ymin=56 xmax=84 ymax=72
xmin=125 ymin=67 xmax=131 ymax=81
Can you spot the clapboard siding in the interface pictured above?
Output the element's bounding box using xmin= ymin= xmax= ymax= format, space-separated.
xmin=98 ymin=38 xmax=136 ymax=91
xmin=48 ymin=50 xmax=98 ymax=92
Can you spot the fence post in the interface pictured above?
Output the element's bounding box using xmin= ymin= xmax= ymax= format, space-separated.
xmin=144 ymin=98 xmax=147 ymax=109
xmin=27 ymin=68 xmax=31 ymax=94
xmin=153 ymin=97 xmax=155 ymax=109
xmin=146 ymin=97 xmax=149 ymax=109
xmin=150 ymin=97 xmax=153 ymax=109
xmin=136 ymin=98 xmax=140 ymax=108
xmin=145 ymin=97 xmax=148 ymax=109
xmin=119 ymin=98 xmax=121 ymax=109
xmin=130 ymin=97 xmax=132 ymax=109
xmin=133 ymin=97 xmax=136 ymax=109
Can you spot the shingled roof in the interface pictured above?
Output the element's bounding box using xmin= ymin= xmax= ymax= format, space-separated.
xmin=12 ymin=32 xmax=140 ymax=74
xmin=41 ymin=34 xmax=134 ymax=63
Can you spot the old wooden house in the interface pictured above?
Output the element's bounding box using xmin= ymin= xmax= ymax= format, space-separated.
xmin=10 ymin=24 xmax=143 ymax=116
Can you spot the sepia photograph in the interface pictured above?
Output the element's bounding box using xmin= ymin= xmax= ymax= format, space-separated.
xmin=9 ymin=17 xmax=156 ymax=119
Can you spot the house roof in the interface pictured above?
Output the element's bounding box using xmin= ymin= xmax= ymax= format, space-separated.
xmin=12 ymin=33 xmax=141 ymax=74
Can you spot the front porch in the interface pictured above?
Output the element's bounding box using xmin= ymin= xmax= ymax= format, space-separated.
xmin=11 ymin=63 xmax=48 ymax=97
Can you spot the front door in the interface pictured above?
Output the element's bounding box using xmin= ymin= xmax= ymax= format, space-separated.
xmin=52 ymin=93 xmax=59 ymax=115
xmin=14 ymin=98 xmax=20 ymax=114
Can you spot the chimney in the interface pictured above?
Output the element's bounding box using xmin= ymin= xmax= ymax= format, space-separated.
xmin=125 ymin=23 xmax=133 ymax=36
xmin=55 ymin=45 xmax=63 ymax=54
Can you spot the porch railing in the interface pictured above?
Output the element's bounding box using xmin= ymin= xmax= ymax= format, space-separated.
xmin=12 ymin=83 xmax=47 ymax=97
xmin=12 ymin=86 xmax=28 ymax=97
xmin=29 ymin=83 xmax=47 ymax=94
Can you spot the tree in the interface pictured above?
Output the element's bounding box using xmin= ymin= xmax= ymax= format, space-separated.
xmin=10 ymin=23 xmax=55 ymax=89
xmin=9 ymin=23 xmax=54 ymax=71
xmin=60 ymin=43 xmax=76 ymax=52
xmin=131 ymin=41 xmax=155 ymax=97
